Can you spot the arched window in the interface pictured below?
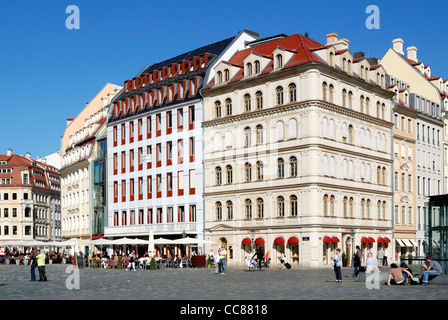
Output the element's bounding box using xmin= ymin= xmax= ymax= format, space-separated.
xmin=323 ymin=117 xmax=328 ymax=137
xmin=277 ymin=158 xmax=285 ymax=178
xmin=277 ymin=196 xmax=285 ymax=217
xmin=348 ymin=91 xmax=353 ymax=109
xmin=329 ymin=85 xmax=334 ymax=103
xmin=376 ymin=101 xmax=381 ymax=118
xmin=276 ymin=54 xmax=283 ymax=68
xmin=214 ymin=132 xmax=222 ymax=152
xmin=225 ymin=98 xmax=232 ymax=116
xmin=255 ymin=91 xmax=263 ymax=109
xmin=289 ymin=83 xmax=297 ymax=102
xmin=256 ymin=161 xmax=263 ymax=180
xmin=322 ymin=82 xmax=328 ymax=101
xmin=290 ymin=195 xmax=298 ymax=216
xmin=330 ymin=195 xmax=335 ymax=216
xmin=224 ymin=69 xmax=230 ymax=82
xmin=277 ymin=121 xmax=284 ymax=141
xmin=246 ymin=62 xmax=252 ymax=76
xmin=343 ymin=197 xmax=348 ymax=217
xmin=244 ymin=163 xmax=252 ymax=182
xmin=377 ymin=200 xmax=382 ymax=220
xmin=216 ymin=71 xmax=222 ymax=84
xmin=256 ymin=198 xmax=264 ymax=218
xmin=349 ymin=198 xmax=354 ymax=217
xmin=349 ymin=160 xmax=354 ymax=179
xmin=245 ymin=199 xmax=252 ymax=219
xmin=382 ymin=167 xmax=386 ymax=186
xmin=216 ymin=202 xmax=222 ymax=220
xmin=329 ymin=156 xmax=335 ymax=177
xmin=343 ymin=159 xmax=348 ymax=178
xmin=367 ymin=199 xmax=371 ymax=219
xmin=366 ymin=97 xmax=370 ymax=115
xmin=276 ymin=86 xmax=284 ymax=105
xmin=323 ymin=194 xmax=329 ymax=216
xmin=256 ymin=125 xmax=264 ymax=144
xmin=323 ymin=155 xmax=328 ymax=175
xmin=289 ymin=118 xmax=297 ymax=138
xmin=360 ymin=96 xmax=365 ymax=113
xmin=254 ymin=60 xmax=260 ymax=74
xmin=226 ymin=165 xmax=233 ymax=184
xmin=244 ymin=127 xmax=251 ymax=147
xmin=348 ymin=125 xmax=354 ymax=144
xmin=215 ymin=167 xmax=222 ymax=185
xmin=226 ymin=201 xmax=233 ymax=220
xmin=342 ymin=89 xmax=347 ymax=107
xmin=214 ymin=101 xmax=221 ymax=118
xmin=243 ymin=94 xmax=251 ymax=112
xmin=225 ymin=130 xmax=232 ymax=148
xmin=289 ymin=156 xmax=297 ymax=177
xmin=361 ymin=198 xmax=366 ymax=218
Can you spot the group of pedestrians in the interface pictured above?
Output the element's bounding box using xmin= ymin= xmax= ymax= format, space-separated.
xmin=29 ymin=250 xmax=48 ymax=282
xmin=332 ymin=245 xmax=443 ymax=286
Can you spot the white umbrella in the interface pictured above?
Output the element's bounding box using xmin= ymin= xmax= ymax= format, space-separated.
xmin=172 ymin=237 xmax=202 ymax=245
xmin=153 ymin=238 xmax=175 ymax=245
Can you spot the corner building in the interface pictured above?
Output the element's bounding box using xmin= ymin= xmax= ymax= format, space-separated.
xmin=202 ymin=32 xmax=395 ymax=268
xmin=105 ymin=31 xmax=259 ymax=256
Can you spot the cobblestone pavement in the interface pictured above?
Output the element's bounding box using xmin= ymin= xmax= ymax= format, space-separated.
xmin=0 ymin=264 xmax=447 ymax=301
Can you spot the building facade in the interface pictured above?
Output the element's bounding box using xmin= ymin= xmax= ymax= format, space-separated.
xmin=0 ymin=150 xmax=61 ymax=243
xmin=202 ymin=32 xmax=395 ymax=268
xmin=60 ymin=84 xmax=121 ymax=251
xmin=105 ymin=31 xmax=259 ymax=256
xmin=381 ymin=39 xmax=445 ymax=258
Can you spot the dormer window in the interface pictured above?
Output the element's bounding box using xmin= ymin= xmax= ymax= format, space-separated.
xmin=329 ymin=52 xmax=335 ymax=67
xmin=224 ymin=69 xmax=230 ymax=82
xmin=216 ymin=71 xmax=222 ymax=84
xmin=276 ymin=54 xmax=283 ymax=69
xmin=246 ymin=63 xmax=253 ymax=76
xmin=254 ymin=60 xmax=260 ymax=74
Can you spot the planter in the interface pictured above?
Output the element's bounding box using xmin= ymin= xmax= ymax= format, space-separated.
xmin=49 ymin=260 xmax=53 ymax=265
xmin=15 ymin=260 xmax=20 ymax=265
xmin=342 ymin=258 xmax=348 ymax=267
xmin=6 ymin=259 xmax=10 ymax=265
xmin=62 ymin=258 xmax=66 ymax=264
xmin=23 ymin=260 xmax=29 ymax=266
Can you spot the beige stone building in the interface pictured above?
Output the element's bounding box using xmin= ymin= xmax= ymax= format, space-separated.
xmin=60 ymin=84 xmax=121 ymax=251
xmin=202 ymin=32 xmax=395 ymax=268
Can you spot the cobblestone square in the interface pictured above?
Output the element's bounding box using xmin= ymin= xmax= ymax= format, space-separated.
xmin=1 ymin=264 xmax=447 ymax=301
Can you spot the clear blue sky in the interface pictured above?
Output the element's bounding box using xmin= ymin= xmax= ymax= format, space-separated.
xmin=0 ymin=0 xmax=446 ymax=158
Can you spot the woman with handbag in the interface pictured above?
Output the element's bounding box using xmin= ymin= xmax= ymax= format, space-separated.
xmin=29 ymin=251 xmax=37 ymax=281
xmin=333 ymin=248 xmax=342 ymax=283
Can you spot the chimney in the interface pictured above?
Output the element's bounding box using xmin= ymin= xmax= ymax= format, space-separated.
xmin=6 ymin=148 xmax=12 ymax=156
xmin=25 ymin=152 xmax=31 ymax=159
xmin=66 ymin=118 xmax=74 ymax=127
xmin=392 ymin=38 xmax=404 ymax=55
xmin=407 ymin=46 xmax=418 ymax=62
xmin=326 ymin=33 xmax=338 ymax=45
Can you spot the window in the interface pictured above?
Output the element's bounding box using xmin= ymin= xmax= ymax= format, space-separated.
xmin=226 ymin=201 xmax=233 ymax=220
xmin=289 ymin=118 xmax=297 ymax=139
xmin=276 ymin=54 xmax=283 ymax=68
xmin=277 ymin=121 xmax=284 ymax=141
xmin=244 ymin=127 xmax=251 ymax=147
xmin=226 ymin=165 xmax=233 ymax=184
xmin=276 ymin=86 xmax=284 ymax=105
xmin=277 ymin=158 xmax=285 ymax=178
xmin=290 ymin=195 xmax=298 ymax=216
xmin=225 ymin=98 xmax=232 ymax=116
xmin=256 ymin=198 xmax=264 ymax=218
xmin=256 ymin=125 xmax=263 ymax=144
xmin=224 ymin=69 xmax=230 ymax=82
xmin=256 ymin=161 xmax=264 ymax=180
xmin=216 ymin=71 xmax=222 ymax=84
xmin=289 ymin=83 xmax=297 ymax=102
xmin=246 ymin=62 xmax=252 ymax=76
xmin=244 ymin=94 xmax=251 ymax=112
xmin=245 ymin=199 xmax=252 ymax=219
xmin=254 ymin=60 xmax=260 ymax=74
xmin=216 ymin=202 xmax=222 ymax=220
xmin=277 ymin=196 xmax=285 ymax=217
xmin=322 ymin=82 xmax=328 ymax=101
xmin=244 ymin=163 xmax=252 ymax=182
xmin=215 ymin=101 xmax=221 ymax=118
xmin=255 ymin=91 xmax=263 ymax=109
xmin=323 ymin=195 xmax=329 ymax=216
xmin=290 ymin=156 xmax=297 ymax=177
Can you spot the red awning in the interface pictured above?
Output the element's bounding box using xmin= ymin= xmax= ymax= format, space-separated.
xmin=323 ymin=236 xmax=332 ymax=243
xmin=368 ymin=237 xmax=375 ymax=243
xmin=288 ymin=237 xmax=299 ymax=244
xmin=383 ymin=237 xmax=391 ymax=243
xmin=242 ymin=238 xmax=252 ymax=245
xmin=377 ymin=237 xmax=384 ymax=243
xmin=254 ymin=238 xmax=265 ymax=244
xmin=361 ymin=237 xmax=369 ymax=243
xmin=331 ymin=236 xmax=340 ymax=243
xmin=274 ymin=237 xmax=285 ymax=244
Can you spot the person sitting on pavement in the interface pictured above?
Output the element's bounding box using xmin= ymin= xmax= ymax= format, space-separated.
xmin=420 ymin=256 xmax=442 ymax=285
xmin=387 ymin=263 xmax=413 ymax=285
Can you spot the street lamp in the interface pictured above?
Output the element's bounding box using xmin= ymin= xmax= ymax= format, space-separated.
xmin=350 ymin=228 xmax=355 ymax=267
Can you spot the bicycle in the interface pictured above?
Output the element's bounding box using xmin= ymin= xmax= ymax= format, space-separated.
xmin=248 ymin=259 xmax=265 ymax=271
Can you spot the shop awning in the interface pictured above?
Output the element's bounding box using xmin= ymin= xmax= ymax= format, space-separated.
xmin=409 ymin=239 xmax=418 ymax=246
xmin=323 ymin=236 xmax=332 ymax=243
xmin=377 ymin=237 xmax=384 ymax=243
xmin=395 ymin=239 xmax=405 ymax=247
xmin=331 ymin=236 xmax=340 ymax=243
xmin=323 ymin=236 xmax=339 ymax=243
xmin=242 ymin=238 xmax=252 ymax=245
xmin=288 ymin=237 xmax=299 ymax=244
xmin=274 ymin=237 xmax=285 ymax=244
xmin=401 ymin=239 xmax=413 ymax=247
xmin=383 ymin=237 xmax=391 ymax=243
xmin=361 ymin=237 xmax=370 ymax=243
xmin=254 ymin=238 xmax=265 ymax=244
xmin=368 ymin=237 xmax=375 ymax=243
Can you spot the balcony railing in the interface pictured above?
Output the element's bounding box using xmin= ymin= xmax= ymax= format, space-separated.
xmin=104 ymin=222 xmax=198 ymax=237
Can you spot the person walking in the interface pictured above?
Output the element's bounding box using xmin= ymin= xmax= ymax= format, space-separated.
xmin=219 ymin=246 xmax=227 ymax=275
xmin=280 ymin=252 xmax=286 ymax=270
xmin=214 ymin=249 xmax=221 ymax=274
xmin=29 ymin=251 xmax=37 ymax=281
xmin=333 ymin=248 xmax=342 ymax=283
xmin=376 ymin=248 xmax=384 ymax=268
xmin=36 ymin=250 xmax=47 ymax=282
xmin=383 ymin=247 xmax=388 ymax=266
xmin=353 ymin=245 xmax=362 ymax=277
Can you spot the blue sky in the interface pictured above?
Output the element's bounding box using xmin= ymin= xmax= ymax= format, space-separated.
xmin=0 ymin=0 xmax=446 ymax=158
